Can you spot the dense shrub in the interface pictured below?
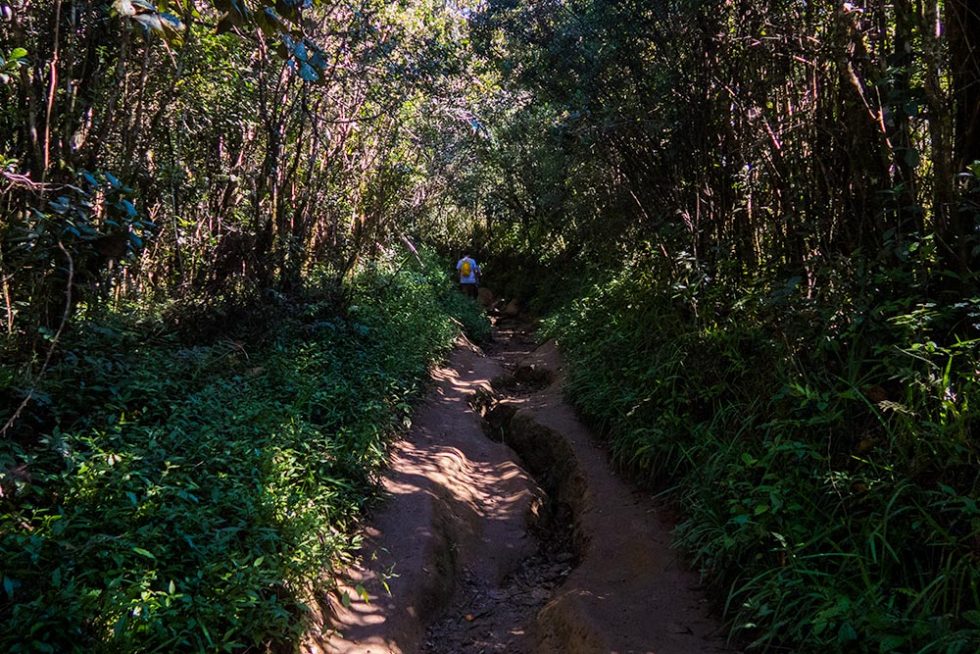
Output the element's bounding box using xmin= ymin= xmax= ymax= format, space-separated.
xmin=547 ymin=259 xmax=980 ymax=653
xmin=0 ymin=250 xmax=488 ymax=652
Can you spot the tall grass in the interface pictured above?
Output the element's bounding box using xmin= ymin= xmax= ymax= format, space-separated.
xmin=546 ymin=261 xmax=980 ymax=653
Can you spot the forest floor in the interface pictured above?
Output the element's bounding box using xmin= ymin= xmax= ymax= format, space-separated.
xmin=309 ymin=317 xmax=734 ymax=654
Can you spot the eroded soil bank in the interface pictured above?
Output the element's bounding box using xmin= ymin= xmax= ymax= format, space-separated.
xmin=308 ymin=322 xmax=734 ymax=654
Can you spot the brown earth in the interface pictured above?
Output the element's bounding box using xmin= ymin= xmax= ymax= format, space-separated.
xmin=307 ymin=321 xmax=735 ymax=654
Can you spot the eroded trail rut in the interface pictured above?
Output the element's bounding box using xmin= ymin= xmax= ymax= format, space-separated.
xmin=309 ymin=322 xmax=733 ymax=654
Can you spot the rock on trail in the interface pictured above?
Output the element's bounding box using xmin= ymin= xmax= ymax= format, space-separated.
xmin=306 ymin=323 xmax=734 ymax=654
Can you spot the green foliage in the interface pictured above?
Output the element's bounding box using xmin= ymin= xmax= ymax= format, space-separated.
xmin=548 ymin=257 xmax=980 ymax=653
xmin=0 ymin=168 xmax=151 ymax=341
xmin=0 ymin=47 xmax=28 ymax=85
xmin=466 ymin=4 xmax=980 ymax=648
xmin=0 ymin=249 xmax=487 ymax=651
xmin=0 ymin=0 xmax=483 ymax=350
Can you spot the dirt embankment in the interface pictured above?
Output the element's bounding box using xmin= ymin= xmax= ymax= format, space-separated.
xmin=311 ymin=324 xmax=733 ymax=654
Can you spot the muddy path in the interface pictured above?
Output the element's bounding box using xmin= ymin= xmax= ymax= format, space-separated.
xmin=307 ymin=320 xmax=734 ymax=654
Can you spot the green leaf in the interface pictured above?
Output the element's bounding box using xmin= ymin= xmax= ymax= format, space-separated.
xmin=132 ymin=547 xmax=156 ymax=559
xmin=3 ymin=576 xmax=19 ymax=598
xmin=9 ymin=48 xmax=27 ymax=60
xmin=879 ymin=634 xmax=907 ymax=652
xmin=838 ymin=622 xmax=857 ymax=644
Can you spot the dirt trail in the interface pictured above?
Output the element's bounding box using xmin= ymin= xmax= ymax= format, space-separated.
xmin=308 ymin=321 xmax=733 ymax=654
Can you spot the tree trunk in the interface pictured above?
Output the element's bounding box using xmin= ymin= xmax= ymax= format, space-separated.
xmin=944 ymin=0 xmax=980 ymax=274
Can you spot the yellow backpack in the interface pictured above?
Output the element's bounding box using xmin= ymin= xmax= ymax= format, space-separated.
xmin=461 ymin=260 xmax=472 ymax=277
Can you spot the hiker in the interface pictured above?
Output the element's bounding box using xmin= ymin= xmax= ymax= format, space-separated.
xmin=456 ymin=254 xmax=480 ymax=299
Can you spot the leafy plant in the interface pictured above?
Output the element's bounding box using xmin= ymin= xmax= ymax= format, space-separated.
xmin=0 ymin=248 xmax=488 ymax=651
xmin=548 ymin=257 xmax=980 ymax=653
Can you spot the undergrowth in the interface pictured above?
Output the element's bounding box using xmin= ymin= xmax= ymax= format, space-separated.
xmin=0 ymin=249 xmax=488 ymax=652
xmin=545 ymin=257 xmax=980 ymax=654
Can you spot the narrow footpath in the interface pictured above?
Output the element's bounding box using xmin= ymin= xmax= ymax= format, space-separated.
xmin=305 ymin=320 xmax=733 ymax=654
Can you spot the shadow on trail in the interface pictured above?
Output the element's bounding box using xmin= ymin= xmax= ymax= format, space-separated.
xmin=323 ymin=317 xmax=734 ymax=654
